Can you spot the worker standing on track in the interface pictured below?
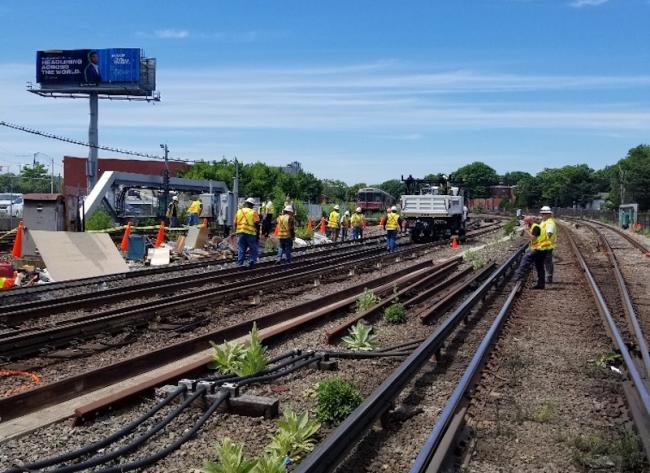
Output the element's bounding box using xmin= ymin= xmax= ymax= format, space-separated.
xmin=384 ymin=205 xmax=401 ymax=252
xmin=186 ymin=197 xmax=202 ymax=226
xmin=262 ymin=198 xmax=275 ymax=237
xmin=539 ymin=206 xmax=557 ymax=284
xmin=514 ymin=215 xmax=548 ymax=289
xmin=351 ymin=207 xmax=364 ymax=241
xmin=276 ymin=206 xmax=296 ymax=263
xmin=235 ymin=197 xmax=260 ymax=268
xmin=166 ymin=196 xmax=179 ymax=228
xmin=328 ymin=205 xmax=341 ymax=242
xmin=340 ymin=210 xmax=351 ymax=241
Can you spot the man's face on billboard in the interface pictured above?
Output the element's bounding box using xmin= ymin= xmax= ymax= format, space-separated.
xmin=90 ymin=53 xmax=98 ymax=64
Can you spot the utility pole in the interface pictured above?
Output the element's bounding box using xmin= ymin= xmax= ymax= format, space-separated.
xmin=160 ymin=144 xmax=170 ymax=219
xmin=51 ymin=157 xmax=54 ymax=193
xmin=233 ymin=156 xmax=239 ymax=206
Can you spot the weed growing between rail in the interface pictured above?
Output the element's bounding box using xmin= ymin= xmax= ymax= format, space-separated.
xmin=208 ymin=323 xmax=268 ymax=376
xmin=463 ymin=249 xmax=486 ymax=270
xmin=314 ymin=377 xmax=363 ymax=425
xmin=383 ymin=302 xmax=407 ymax=324
xmin=572 ymin=429 xmax=647 ymax=472
xmin=342 ymin=321 xmax=378 ymax=351
xmin=355 ymin=288 xmax=378 ymax=312
xmin=199 ymin=409 xmax=321 ymax=472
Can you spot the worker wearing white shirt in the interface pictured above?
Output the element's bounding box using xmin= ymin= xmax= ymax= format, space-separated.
xmin=539 ymin=206 xmax=557 ymax=283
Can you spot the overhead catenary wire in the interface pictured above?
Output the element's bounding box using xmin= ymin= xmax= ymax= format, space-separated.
xmin=0 ymin=120 xmax=207 ymax=165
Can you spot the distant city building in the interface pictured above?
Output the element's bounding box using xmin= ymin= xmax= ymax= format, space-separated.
xmin=489 ymin=185 xmax=516 ymax=199
xmin=282 ymin=161 xmax=303 ymax=175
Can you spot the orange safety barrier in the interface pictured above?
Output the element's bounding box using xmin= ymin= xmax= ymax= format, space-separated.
xmin=0 ymin=369 xmax=42 ymax=397
xmin=154 ymin=220 xmax=165 ymax=248
xmin=120 ymin=222 xmax=132 ymax=252
xmin=11 ymin=220 xmax=23 ymax=258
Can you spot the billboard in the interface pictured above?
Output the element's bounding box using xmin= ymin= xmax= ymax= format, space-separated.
xmin=37 ymin=49 xmax=141 ymax=85
xmin=35 ymin=49 xmax=155 ymax=96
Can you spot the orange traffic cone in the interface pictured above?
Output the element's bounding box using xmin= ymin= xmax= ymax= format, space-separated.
xmin=274 ymin=223 xmax=279 ymax=237
xmin=11 ymin=220 xmax=23 ymax=258
xmin=379 ymin=216 xmax=385 ymax=227
xmin=307 ymin=216 xmax=313 ymax=231
xmin=363 ymin=218 xmax=368 ymax=228
xmin=319 ymin=217 xmax=327 ymax=234
xmin=155 ymin=220 xmax=165 ymax=248
xmin=451 ymin=236 xmax=460 ymax=250
xmin=120 ymin=222 xmax=132 ymax=252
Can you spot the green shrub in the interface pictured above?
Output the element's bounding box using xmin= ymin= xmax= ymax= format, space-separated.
xmin=463 ymin=250 xmax=486 ymax=270
xmin=315 ymin=377 xmax=363 ymax=425
xmin=383 ymin=302 xmax=407 ymax=324
xmin=85 ymin=209 xmax=114 ymax=231
xmin=208 ymin=323 xmax=267 ymax=377
xmin=355 ymin=288 xmax=378 ymax=312
xmin=342 ymin=321 xmax=378 ymax=351
xmin=295 ymin=226 xmax=314 ymax=240
xmin=251 ymin=455 xmax=285 ymax=473
xmin=502 ymin=217 xmax=518 ymax=237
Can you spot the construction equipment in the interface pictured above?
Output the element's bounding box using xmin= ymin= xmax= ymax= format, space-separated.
xmin=400 ymin=175 xmax=467 ymax=243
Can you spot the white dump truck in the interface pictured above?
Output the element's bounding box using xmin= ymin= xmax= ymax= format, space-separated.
xmin=400 ymin=176 xmax=467 ymax=243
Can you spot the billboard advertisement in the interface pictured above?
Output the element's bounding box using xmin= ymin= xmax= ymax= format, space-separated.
xmin=36 ymin=49 xmax=141 ymax=86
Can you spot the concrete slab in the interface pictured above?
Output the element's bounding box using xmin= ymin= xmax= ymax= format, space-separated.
xmin=29 ymin=231 xmax=129 ymax=281
xmin=148 ymin=247 xmax=171 ymax=266
xmin=184 ymin=225 xmax=208 ymax=249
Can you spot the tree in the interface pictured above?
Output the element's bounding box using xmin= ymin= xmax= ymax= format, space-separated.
xmin=451 ymin=162 xmax=499 ymax=198
xmin=610 ymin=145 xmax=650 ymax=211
xmin=377 ymin=179 xmax=405 ymax=200
xmin=502 ymin=171 xmax=532 ymax=186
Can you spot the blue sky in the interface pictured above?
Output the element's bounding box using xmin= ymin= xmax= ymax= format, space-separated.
xmin=1 ymin=0 xmax=649 ymax=184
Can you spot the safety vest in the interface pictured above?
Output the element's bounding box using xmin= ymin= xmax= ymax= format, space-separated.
xmin=276 ymin=214 xmax=290 ymax=238
xmin=530 ymin=223 xmax=545 ymax=250
xmin=540 ymin=218 xmax=557 ymax=250
xmin=351 ymin=213 xmax=363 ymax=228
xmin=265 ymin=201 xmax=275 ymax=215
xmin=0 ymin=277 xmax=15 ymax=289
xmin=235 ymin=207 xmax=258 ymax=235
xmin=386 ymin=212 xmax=400 ymax=230
xmin=188 ymin=200 xmax=202 ymax=214
xmin=341 ymin=215 xmax=350 ymax=227
xmin=328 ymin=211 xmax=340 ymax=229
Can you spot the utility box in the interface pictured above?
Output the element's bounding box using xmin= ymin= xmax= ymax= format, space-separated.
xmin=22 ymin=193 xmax=66 ymax=257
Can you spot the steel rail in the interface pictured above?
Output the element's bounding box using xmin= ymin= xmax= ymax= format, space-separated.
xmin=0 ymin=244 xmax=395 ymax=359
xmin=565 ymin=227 xmax=650 ymax=456
xmin=580 ymin=221 xmax=650 ymax=379
xmin=577 ymin=217 xmax=650 ymax=254
xmin=0 ymin=239 xmax=388 ymax=325
xmin=0 ymin=256 xmax=441 ymax=421
xmin=408 ymin=281 xmax=521 ymax=473
xmin=293 ymin=244 xmax=526 ymax=473
xmin=0 ymin=234 xmax=389 ymax=302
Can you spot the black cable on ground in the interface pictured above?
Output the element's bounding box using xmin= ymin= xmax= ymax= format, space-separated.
xmin=93 ymin=392 xmax=229 ymax=473
xmin=4 ymin=386 xmax=186 ymax=473
xmin=47 ymin=387 xmax=207 ymax=473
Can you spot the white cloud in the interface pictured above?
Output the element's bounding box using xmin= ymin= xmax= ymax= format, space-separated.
xmin=569 ymin=0 xmax=609 ymax=8
xmin=154 ymin=29 xmax=190 ymax=39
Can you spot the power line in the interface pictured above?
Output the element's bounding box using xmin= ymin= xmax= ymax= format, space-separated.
xmin=0 ymin=120 xmax=203 ymax=165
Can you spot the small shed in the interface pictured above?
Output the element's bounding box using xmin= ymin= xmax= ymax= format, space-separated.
xmin=23 ymin=193 xmax=66 ymax=256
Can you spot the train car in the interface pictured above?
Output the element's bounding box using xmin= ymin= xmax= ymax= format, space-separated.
xmin=356 ymin=187 xmax=396 ymax=211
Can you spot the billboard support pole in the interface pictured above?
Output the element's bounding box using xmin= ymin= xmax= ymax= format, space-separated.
xmin=87 ymin=92 xmax=99 ymax=193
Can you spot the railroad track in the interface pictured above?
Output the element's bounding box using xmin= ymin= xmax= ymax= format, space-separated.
xmin=0 ymin=234 xmax=516 ymax=471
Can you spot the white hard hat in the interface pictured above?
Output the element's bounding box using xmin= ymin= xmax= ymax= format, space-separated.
xmin=245 ymin=197 xmax=256 ymax=205
xmin=356 ymin=207 xmax=362 ymax=213
xmin=540 ymin=206 xmax=552 ymax=214
xmin=172 ymin=196 xmax=178 ymax=201
xmin=283 ymin=205 xmax=294 ymax=213
xmin=390 ymin=205 xmax=397 ymax=212
xmin=334 ymin=204 xmax=340 ymax=210
xmin=345 ymin=210 xmax=350 ymax=215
